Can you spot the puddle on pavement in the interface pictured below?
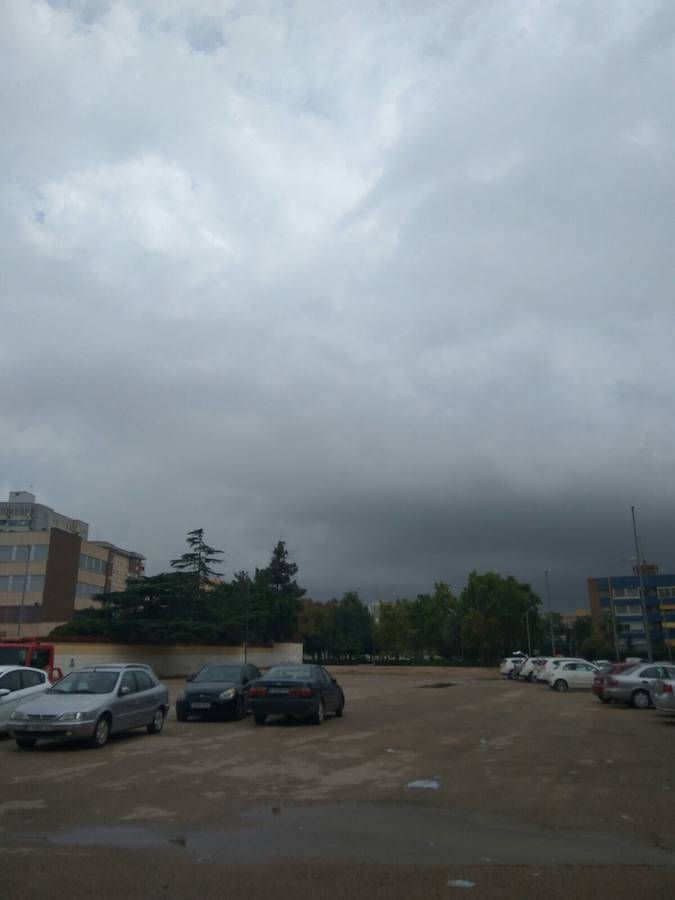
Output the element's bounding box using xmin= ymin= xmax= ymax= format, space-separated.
xmin=36 ymin=805 xmax=675 ymax=868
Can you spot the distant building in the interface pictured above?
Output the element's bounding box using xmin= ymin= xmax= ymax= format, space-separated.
xmin=588 ymin=564 xmax=675 ymax=653
xmin=0 ymin=491 xmax=88 ymax=538
xmin=0 ymin=492 xmax=144 ymax=637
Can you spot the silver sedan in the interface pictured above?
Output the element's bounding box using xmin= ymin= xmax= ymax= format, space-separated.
xmin=653 ymin=678 xmax=675 ymax=716
xmin=601 ymin=663 xmax=675 ymax=709
xmin=9 ymin=664 xmax=169 ymax=749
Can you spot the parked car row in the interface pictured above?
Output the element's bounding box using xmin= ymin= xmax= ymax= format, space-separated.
xmin=1 ymin=662 xmax=345 ymax=751
xmin=499 ymin=654 xmax=675 ymax=711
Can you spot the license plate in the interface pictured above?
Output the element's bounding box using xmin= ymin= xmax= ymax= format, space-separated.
xmin=29 ymin=724 xmax=52 ymax=732
xmin=269 ymin=688 xmax=289 ymax=695
xmin=191 ymin=702 xmax=211 ymax=709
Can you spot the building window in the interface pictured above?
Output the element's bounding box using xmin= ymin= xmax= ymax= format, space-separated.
xmin=0 ymin=544 xmax=48 ymax=562
xmin=76 ymin=581 xmax=104 ymax=599
xmin=79 ymin=554 xmax=106 ymax=575
xmin=613 ymin=588 xmax=641 ymax=600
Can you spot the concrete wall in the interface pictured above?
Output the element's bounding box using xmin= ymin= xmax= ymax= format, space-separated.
xmin=51 ymin=641 xmax=303 ymax=677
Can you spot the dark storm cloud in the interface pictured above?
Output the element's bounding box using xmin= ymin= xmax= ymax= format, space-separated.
xmin=2 ymin=1 xmax=675 ymax=611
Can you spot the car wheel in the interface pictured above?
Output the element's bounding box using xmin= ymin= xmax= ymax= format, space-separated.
xmin=147 ymin=707 xmax=165 ymax=734
xmin=90 ymin=715 xmax=110 ymax=748
xmin=312 ymin=700 xmax=325 ymax=725
xmin=176 ymin=708 xmax=188 ymax=722
xmin=631 ymin=689 xmax=651 ymax=710
xmin=16 ymin=738 xmax=37 ymax=750
xmin=335 ymin=696 xmax=344 ymax=718
xmin=254 ymin=714 xmax=267 ymax=726
xmin=232 ymin=696 xmax=244 ymax=721
xmin=554 ymin=679 xmax=568 ymax=692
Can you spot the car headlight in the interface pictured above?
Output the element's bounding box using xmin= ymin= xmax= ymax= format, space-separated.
xmin=58 ymin=711 xmax=88 ymax=721
xmin=10 ymin=711 xmax=27 ymax=721
xmin=177 ymin=690 xmax=186 ymax=702
xmin=219 ymin=688 xmax=237 ymax=701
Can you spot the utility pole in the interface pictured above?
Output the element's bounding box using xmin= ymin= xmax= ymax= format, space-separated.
xmin=545 ymin=570 xmax=555 ymax=656
xmin=631 ymin=506 xmax=653 ymax=663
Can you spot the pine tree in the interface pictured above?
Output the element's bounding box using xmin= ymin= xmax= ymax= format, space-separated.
xmin=170 ymin=528 xmax=224 ymax=592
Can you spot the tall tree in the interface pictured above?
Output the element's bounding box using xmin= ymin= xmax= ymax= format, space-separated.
xmin=375 ymin=600 xmax=413 ymax=659
xmin=460 ymin=571 xmax=541 ymax=661
xmin=170 ymin=528 xmax=224 ymax=592
xmin=255 ymin=541 xmax=306 ymax=642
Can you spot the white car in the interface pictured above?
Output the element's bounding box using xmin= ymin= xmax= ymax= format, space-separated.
xmin=499 ymin=657 xmax=526 ymax=678
xmin=518 ymin=657 xmax=550 ymax=681
xmin=548 ymin=660 xmax=600 ymax=692
xmin=539 ymin=657 xmax=586 ymax=684
xmin=0 ymin=666 xmax=50 ymax=732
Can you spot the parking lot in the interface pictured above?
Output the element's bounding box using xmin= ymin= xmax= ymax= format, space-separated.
xmin=2 ymin=666 xmax=675 ymax=899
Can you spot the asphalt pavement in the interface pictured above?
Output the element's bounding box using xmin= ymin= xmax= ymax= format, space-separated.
xmin=2 ymin=666 xmax=675 ymax=898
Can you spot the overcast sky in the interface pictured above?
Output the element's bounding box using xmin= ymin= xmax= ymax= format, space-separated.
xmin=2 ymin=1 xmax=675 ymax=611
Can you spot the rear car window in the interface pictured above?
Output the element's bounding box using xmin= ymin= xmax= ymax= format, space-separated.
xmin=264 ymin=666 xmax=315 ymax=681
xmin=20 ymin=670 xmax=45 ymax=688
xmin=134 ymin=671 xmax=154 ymax=691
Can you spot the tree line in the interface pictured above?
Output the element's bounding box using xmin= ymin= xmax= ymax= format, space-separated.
xmin=53 ymin=529 xmax=612 ymax=661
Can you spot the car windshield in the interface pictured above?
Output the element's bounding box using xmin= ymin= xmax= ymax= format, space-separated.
xmin=0 ymin=647 xmax=27 ymax=665
xmin=264 ymin=666 xmax=315 ymax=681
xmin=193 ymin=665 xmax=243 ymax=682
xmin=48 ymin=671 xmax=118 ymax=694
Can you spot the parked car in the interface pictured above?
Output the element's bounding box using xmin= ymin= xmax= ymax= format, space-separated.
xmin=592 ymin=662 xmax=637 ymax=703
xmin=601 ymin=663 xmax=675 ymax=709
xmin=539 ymin=657 xmax=587 ymax=684
xmin=175 ymin=662 xmax=261 ymax=722
xmin=499 ymin=657 xmax=526 ymax=679
xmin=8 ymin=663 xmax=169 ymax=749
xmin=547 ymin=660 xmax=600 ymax=691
xmin=652 ymin=677 xmax=675 ymax=717
xmin=518 ymin=657 xmax=550 ymax=682
xmin=0 ymin=666 xmax=50 ymax=733
xmin=247 ymin=664 xmax=344 ymax=725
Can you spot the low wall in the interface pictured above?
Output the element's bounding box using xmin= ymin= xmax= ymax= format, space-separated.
xmin=51 ymin=641 xmax=302 ymax=677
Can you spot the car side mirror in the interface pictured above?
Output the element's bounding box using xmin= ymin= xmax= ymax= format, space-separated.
xmin=186 ymin=674 xmax=195 ymax=682
xmin=242 ymin=677 xmax=249 ymax=685
xmin=119 ymin=686 xmax=131 ymax=696
xmin=0 ymin=689 xmax=10 ymax=699
xmin=331 ymin=677 xmax=337 ymax=684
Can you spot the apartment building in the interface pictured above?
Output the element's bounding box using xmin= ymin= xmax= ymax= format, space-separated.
xmin=0 ymin=492 xmax=144 ymax=637
xmin=0 ymin=490 xmax=88 ymax=538
xmin=588 ymin=563 xmax=675 ymax=652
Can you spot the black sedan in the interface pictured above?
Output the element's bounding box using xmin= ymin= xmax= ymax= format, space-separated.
xmin=247 ymin=664 xmax=344 ymax=726
xmin=175 ymin=663 xmax=261 ymax=722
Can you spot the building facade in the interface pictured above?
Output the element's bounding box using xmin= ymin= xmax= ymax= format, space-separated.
xmin=588 ymin=564 xmax=675 ymax=653
xmin=0 ymin=493 xmax=144 ymax=638
xmin=0 ymin=491 xmax=88 ymax=538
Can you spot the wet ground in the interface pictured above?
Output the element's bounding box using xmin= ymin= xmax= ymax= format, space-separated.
xmin=2 ymin=667 xmax=675 ymax=898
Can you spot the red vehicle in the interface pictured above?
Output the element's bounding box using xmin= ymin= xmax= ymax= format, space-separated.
xmin=593 ymin=662 xmax=637 ymax=702
xmin=0 ymin=639 xmax=63 ymax=682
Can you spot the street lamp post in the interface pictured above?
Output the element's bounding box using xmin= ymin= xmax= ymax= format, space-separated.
xmin=545 ymin=570 xmax=555 ymax=656
xmin=525 ymin=609 xmax=532 ymax=657
xmin=631 ymin=506 xmax=653 ymax=663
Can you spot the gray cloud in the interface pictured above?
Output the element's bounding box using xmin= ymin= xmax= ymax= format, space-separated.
xmin=2 ymin=1 xmax=675 ymax=611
